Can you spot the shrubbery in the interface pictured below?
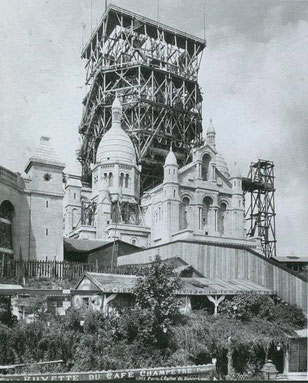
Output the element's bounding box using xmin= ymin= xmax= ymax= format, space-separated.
xmin=218 ymin=292 xmax=307 ymax=329
xmin=0 ymin=257 xmax=306 ymax=376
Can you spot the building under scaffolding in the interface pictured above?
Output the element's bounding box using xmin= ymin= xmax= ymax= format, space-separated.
xmin=242 ymin=160 xmax=277 ymax=258
xmin=78 ymin=4 xmax=206 ymax=191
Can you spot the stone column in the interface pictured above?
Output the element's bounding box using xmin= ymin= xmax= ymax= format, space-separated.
xmin=212 ymin=164 xmax=216 ymax=181
xmin=212 ymin=206 xmax=218 ymax=233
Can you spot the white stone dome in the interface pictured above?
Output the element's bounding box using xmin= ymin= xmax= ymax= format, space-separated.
xmin=96 ymin=125 xmax=136 ymax=165
xmin=216 ymin=153 xmax=230 ymax=179
xmin=164 ymin=147 xmax=178 ymax=166
xmin=96 ymin=96 xmax=136 ymax=165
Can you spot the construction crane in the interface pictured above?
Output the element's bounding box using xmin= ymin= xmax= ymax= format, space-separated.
xmin=77 ymin=4 xmax=205 ymax=191
xmin=242 ymin=159 xmax=277 ymax=258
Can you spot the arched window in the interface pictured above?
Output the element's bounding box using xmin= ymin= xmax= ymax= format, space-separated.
xmin=202 ymin=197 xmax=213 ymax=227
xmin=108 ymin=172 xmax=113 ymax=187
xmin=218 ymin=202 xmax=227 ymax=235
xmin=180 ymin=197 xmax=190 ymax=230
xmin=72 ymin=208 xmax=79 ymax=229
xmin=131 ymin=238 xmax=137 ymax=246
xmin=119 ymin=173 xmax=124 ymax=187
xmin=0 ymin=200 xmax=14 ymax=251
xmin=125 ymin=174 xmax=129 ymax=188
xmin=201 ymin=154 xmax=211 ymax=180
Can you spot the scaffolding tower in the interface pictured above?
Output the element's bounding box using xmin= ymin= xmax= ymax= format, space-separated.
xmin=78 ymin=4 xmax=206 ymax=191
xmin=242 ymin=160 xmax=277 ymax=258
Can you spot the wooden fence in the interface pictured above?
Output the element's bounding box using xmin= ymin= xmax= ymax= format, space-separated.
xmin=0 ymin=259 xmax=143 ymax=281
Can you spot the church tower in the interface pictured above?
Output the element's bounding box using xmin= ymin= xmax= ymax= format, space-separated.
xmin=92 ymin=96 xmax=141 ymax=241
xmin=24 ymin=136 xmax=65 ymax=260
xmin=160 ymin=147 xmax=181 ymax=242
xmin=230 ymin=162 xmax=245 ymax=238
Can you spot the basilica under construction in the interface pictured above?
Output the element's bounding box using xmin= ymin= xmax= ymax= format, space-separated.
xmin=64 ymin=95 xmax=249 ymax=251
xmin=0 ymin=4 xmax=306 ymax=316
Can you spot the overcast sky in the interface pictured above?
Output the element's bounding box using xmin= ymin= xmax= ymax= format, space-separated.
xmin=0 ymin=0 xmax=307 ymax=256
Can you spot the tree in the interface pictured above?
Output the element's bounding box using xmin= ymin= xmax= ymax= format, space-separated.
xmin=132 ymin=255 xmax=181 ymax=348
xmin=113 ymin=257 xmax=180 ymax=349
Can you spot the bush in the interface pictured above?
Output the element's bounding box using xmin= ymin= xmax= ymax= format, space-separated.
xmin=271 ymin=302 xmax=307 ymax=329
xmin=218 ymin=293 xmax=276 ymax=321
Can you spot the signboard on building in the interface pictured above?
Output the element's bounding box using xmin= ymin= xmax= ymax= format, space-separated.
xmin=0 ymin=364 xmax=215 ymax=381
xmin=17 ymin=294 xmax=31 ymax=307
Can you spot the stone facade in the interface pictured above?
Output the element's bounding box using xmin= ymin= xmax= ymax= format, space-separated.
xmin=0 ymin=137 xmax=65 ymax=261
xmin=64 ymin=97 xmax=150 ymax=248
xmin=64 ymin=97 xmax=256 ymax=250
xmin=142 ymin=127 xmax=246 ymax=246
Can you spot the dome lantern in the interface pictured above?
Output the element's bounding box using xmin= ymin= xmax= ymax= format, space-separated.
xmin=112 ymin=94 xmax=122 ymax=124
xmin=207 ymin=119 xmax=216 ymax=148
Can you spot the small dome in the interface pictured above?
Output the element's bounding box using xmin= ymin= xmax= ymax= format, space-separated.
xmin=96 ymin=97 xmax=136 ymax=165
xmin=207 ymin=119 xmax=215 ymax=134
xmin=216 ymin=153 xmax=230 ymax=179
xmin=164 ymin=147 xmax=178 ymax=166
xmin=96 ymin=126 xmax=136 ymax=165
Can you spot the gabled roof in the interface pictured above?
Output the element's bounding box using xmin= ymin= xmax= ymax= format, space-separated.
xmin=75 ymin=272 xmax=276 ymax=296
xmin=75 ymin=272 xmax=137 ymax=291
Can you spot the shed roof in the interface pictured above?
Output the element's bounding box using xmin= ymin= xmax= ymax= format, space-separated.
xmin=64 ymin=238 xmax=141 ymax=254
xmin=119 ymin=257 xmax=204 ymax=278
xmin=0 ymin=284 xmax=23 ymax=290
xmin=64 ymin=238 xmax=110 ymax=253
xmin=76 ymin=272 xmax=276 ymax=296
xmin=274 ymin=256 xmax=308 ymax=263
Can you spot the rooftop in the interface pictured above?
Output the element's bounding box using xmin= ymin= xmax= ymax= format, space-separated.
xmin=25 ymin=136 xmax=65 ymax=173
xmin=76 ymin=272 xmax=276 ymax=296
xmin=274 ymin=256 xmax=308 ymax=263
xmin=64 ymin=238 xmax=110 ymax=253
